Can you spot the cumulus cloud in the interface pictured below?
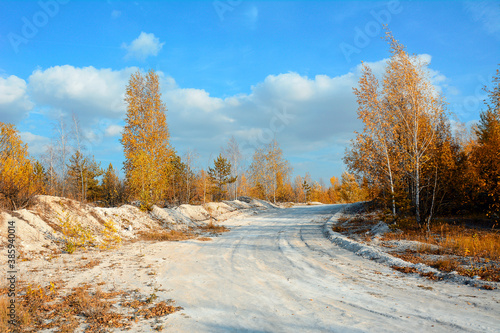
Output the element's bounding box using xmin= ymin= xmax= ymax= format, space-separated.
xmin=163 ymin=70 xmax=362 ymax=157
xmin=105 ymin=124 xmax=123 ymax=137
xmin=28 ymin=65 xmax=136 ymax=123
xmin=20 ymin=131 xmax=50 ymax=155
xmin=164 ymin=54 xmax=450 ymax=158
xmin=0 ymin=75 xmax=33 ymax=123
xmin=10 ymin=53 xmax=449 ymax=178
xmin=122 ymin=32 xmax=164 ymax=61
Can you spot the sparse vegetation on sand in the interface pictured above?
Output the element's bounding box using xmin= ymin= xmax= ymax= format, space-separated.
xmin=333 ymin=207 xmax=500 ymax=284
xmin=0 ymin=282 xmax=181 ymax=332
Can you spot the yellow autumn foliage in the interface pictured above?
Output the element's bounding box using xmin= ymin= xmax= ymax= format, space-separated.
xmin=121 ymin=70 xmax=173 ymax=209
xmin=0 ymin=122 xmax=44 ymax=210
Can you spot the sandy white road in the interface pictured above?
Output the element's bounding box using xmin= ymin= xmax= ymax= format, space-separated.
xmin=20 ymin=204 xmax=499 ymax=332
xmin=153 ymin=204 xmax=500 ymax=332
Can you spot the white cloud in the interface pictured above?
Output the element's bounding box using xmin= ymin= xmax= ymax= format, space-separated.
xmin=20 ymin=131 xmax=50 ymax=156
xmin=28 ymin=65 xmax=136 ymax=123
xmin=0 ymin=75 xmax=33 ymax=123
xmin=164 ymin=70 xmax=362 ymax=156
xmin=163 ymin=54 xmax=450 ymax=158
xmin=165 ymin=88 xmax=224 ymax=113
xmin=11 ymin=53 xmax=450 ymax=178
xmin=122 ymin=32 xmax=164 ymax=61
xmin=105 ymin=124 xmax=123 ymax=137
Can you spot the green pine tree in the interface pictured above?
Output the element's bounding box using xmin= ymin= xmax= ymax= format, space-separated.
xmin=208 ymin=153 xmax=237 ymax=202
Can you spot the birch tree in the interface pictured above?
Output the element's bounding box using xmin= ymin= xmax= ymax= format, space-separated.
xmin=0 ymin=122 xmax=43 ymax=209
xmin=346 ymin=64 xmax=398 ymax=215
xmin=345 ymin=30 xmax=448 ymax=225
xmin=248 ymin=139 xmax=291 ymax=202
xmin=121 ymin=70 xmax=172 ymax=209
xmin=223 ymin=136 xmax=242 ymax=200
xmin=383 ymin=31 xmax=446 ymax=225
xmin=54 ymin=115 xmax=70 ymax=196
xmin=71 ymin=113 xmax=86 ymax=201
xmin=183 ymin=149 xmax=198 ymax=204
xmin=42 ymin=145 xmax=58 ymax=195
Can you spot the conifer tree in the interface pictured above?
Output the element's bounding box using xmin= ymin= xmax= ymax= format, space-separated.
xmin=67 ymin=151 xmax=103 ymax=202
xmin=472 ymin=66 xmax=500 ymax=221
xmin=101 ymin=163 xmax=122 ymax=207
xmin=208 ymin=153 xmax=236 ymax=201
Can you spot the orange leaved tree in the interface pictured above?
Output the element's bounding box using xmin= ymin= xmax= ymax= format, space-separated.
xmin=471 ymin=66 xmax=500 ymax=222
xmin=121 ymin=70 xmax=173 ymax=210
xmin=0 ymin=122 xmax=44 ymax=210
xmin=345 ymin=30 xmax=449 ymax=227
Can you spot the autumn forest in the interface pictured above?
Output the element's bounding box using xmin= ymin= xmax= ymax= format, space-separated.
xmin=0 ymin=31 xmax=499 ymax=230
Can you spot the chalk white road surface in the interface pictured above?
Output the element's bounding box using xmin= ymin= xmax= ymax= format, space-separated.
xmin=155 ymin=204 xmax=500 ymax=332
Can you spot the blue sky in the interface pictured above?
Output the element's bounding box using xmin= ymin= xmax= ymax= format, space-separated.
xmin=1 ymin=0 xmax=499 ymax=183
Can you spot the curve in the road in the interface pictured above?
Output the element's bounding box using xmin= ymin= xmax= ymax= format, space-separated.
xmin=159 ymin=204 xmax=500 ymax=333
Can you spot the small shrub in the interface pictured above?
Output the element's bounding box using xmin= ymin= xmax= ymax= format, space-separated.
xmin=430 ymin=259 xmax=459 ymax=272
xmin=57 ymin=211 xmax=95 ymax=253
xmin=392 ymin=266 xmax=418 ymax=274
xmin=99 ymin=220 xmax=122 ymax=250
xmin=200 ymin=220 xmax=229 ymax=234
xmin=64 ymin=241 xmax=76 ymax=254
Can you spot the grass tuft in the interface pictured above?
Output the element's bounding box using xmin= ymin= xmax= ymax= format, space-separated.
xmin=199 ymin=221 xmax=229 ymax=234
xmin=138 ymin=229 xmax=195 ymax=241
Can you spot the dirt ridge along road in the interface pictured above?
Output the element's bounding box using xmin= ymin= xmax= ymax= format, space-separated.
xmin=150 ymin=204 xmax=499 ymax=332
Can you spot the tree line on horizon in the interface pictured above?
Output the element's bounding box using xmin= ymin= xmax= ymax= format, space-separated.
xmin=1 ymin=29 xmax=497 ymax=229
xmin=0 ymin=71 xmax=367 ymax=211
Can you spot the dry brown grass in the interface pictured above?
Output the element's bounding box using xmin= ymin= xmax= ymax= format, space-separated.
xmin=344 ymin=210 xmax=500 ymax=283
xmin=78 ymin=259 xmax=101 ymax=270
xmin=336 ymin=216 xmax=349 ymax=224
xmin=0 ymin=281 xmax=182 ymax=332
xmin=199 ymin=221 xmax=230 ymax=234
xmin=383 ymin=219 xmax=500 ymax=260
xmin=391 ymin=266 xmax=419 ymax=274
xmin=332 ymin=214 xmax=379 ymax=242
xmin=391 ymin=266 xmax=443 ymax=281
xmin=393 ymin=252 xmax=500 ymax=282
xmin=138 ymin=229 xmax=196 ymax=241
xmin=332 ymin=225 xmax=348 ymax=233
xmin=136 ymin=301 xmax=182 ymax=319
xmin=138 ymin=222 xmax=229 ymax=242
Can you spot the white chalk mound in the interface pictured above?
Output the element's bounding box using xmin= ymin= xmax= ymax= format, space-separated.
xmin=0 ymin=195 xmax=277 ymax=259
